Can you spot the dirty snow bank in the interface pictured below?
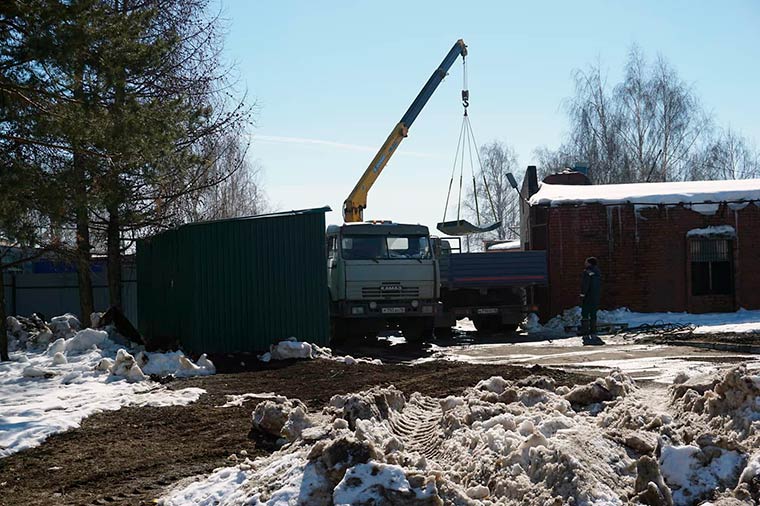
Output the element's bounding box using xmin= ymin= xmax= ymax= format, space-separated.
xmin=658 ymin=365 xmax=760 ymax=503
xmin=2 ymin=316 xmax=214 ymax=458
xmin=526 ymin=306 xmax=760 ymax=335
xmin=161 ymin=371 xmax=625 ymax=505
xmin=259 ymin=338 xmax=382 ymax=366
xmin=162 ymin=366 xmax=760 ymax=505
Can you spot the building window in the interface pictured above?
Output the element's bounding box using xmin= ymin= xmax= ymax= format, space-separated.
xmin=690 ymin=239 xmax=733 ymax=296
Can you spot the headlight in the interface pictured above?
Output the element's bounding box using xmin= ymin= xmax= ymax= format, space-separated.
xmin=411 ymin=300 xmax=419 ymax=308
xmin=369 ymin=301 xmax=378 ymax=310
xmin=351 ymin=306 xmax=365 ymax=315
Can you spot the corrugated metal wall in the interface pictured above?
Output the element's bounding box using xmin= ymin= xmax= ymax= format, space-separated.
xmin=137 ymin=208 xmax=330 ymax=354
xmin=2 ymin=266 xmax=138 ymax=323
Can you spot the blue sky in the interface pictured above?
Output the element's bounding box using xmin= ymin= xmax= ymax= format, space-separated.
xmin=221 ymin=1 xmax=760 ymax=231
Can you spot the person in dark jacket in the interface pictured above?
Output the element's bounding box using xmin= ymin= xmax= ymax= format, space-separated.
xmin=580 ymin=257 xmax=602 ymax=344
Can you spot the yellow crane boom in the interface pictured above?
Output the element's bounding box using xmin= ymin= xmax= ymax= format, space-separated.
xmin=342 ymin=39 xmax=467 ymax=223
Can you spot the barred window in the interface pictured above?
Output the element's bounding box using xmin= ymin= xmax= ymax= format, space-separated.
xmin=690 ymin=239 xmax=730 ymax=262
xmin=690 ymin=239 xmax=732 ymax=296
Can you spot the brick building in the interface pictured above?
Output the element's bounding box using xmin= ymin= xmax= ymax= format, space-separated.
xmin=520 ymin=167 xmax=760 ymax=320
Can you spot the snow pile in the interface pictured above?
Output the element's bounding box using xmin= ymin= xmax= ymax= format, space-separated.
xmin=529 ymin=178 xmax=760 ymax=208
xmin=527 ymin=306 xmax=582 ymax=334
xmin=5 ymin=314 xmax=54 ymax=350
xmin=659 ymin=444 xmax=743 ymax=504
xmin=49 ymin=313 xmax=80 ymax=340
xmin=645 ymin=365 xmax=760 ymax=504
xmin=251 ymin=397 xmax=315 ymax=442
xmin=520 ymin=313 xmax=542 ymax=333
xmin=334 ymin=462 xmax=438 ymax=505
xmin=162 ymin=372 xmax=640 ymax=505
xmin=1 ymin=317 xmax=215 ymax=458
xmin=139 ymin=350 xmax=216 ymax=378
xmin=64 ymin=328 xmax=108 ymax=352
xmin=259 ymin=338 xmax=382 ymax=366
xmin=268 ymin=340 xmax=322 ymax=360
xmin=219 ymin=392 xmax=287 ymax=408
xmin=163 ymin=366 xmax=760 ymax=505
xmin=528 ymin=306 xmax=760 ymax=336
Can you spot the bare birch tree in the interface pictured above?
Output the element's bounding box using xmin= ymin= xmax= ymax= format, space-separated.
xmin=464 ymin=141 xmax=522 ymax=244
xmin=694 ymin=128 xmax=760 ymax=181
xmin=172 ymin=133 xmax=270 ymax=222
xmin=535 ymin=46 xmax=756 ymax=184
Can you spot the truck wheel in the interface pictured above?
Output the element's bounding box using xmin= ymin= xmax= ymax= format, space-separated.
xmin=472 ymin=316 xmax=500 ymax=334
xmin=403 ymin=318 xmax=434 ymax=343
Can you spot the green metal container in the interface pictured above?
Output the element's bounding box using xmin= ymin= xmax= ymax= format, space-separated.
xmin=137 ymin=207 xmax=330 ymax=354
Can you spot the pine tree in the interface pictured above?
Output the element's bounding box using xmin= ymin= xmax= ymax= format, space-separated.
xmin=1 ymin=0 xmax=252 ymax=325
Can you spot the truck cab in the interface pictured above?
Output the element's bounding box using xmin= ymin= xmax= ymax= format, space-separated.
xmin=326 ymin=222 xmax=439 ymax=341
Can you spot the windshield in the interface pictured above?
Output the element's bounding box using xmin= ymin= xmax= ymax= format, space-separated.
xmin=341 ymin=235 xmax=431 ymax=260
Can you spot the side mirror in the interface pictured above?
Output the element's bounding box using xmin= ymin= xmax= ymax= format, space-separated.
xmin=329 ymin=259 xmax=337 ymax=269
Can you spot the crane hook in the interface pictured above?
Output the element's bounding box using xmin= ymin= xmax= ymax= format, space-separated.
xmin=461 ymin=54 xmax=469 ymax=110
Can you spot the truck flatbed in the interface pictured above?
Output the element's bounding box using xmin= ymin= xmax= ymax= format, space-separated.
xmin=439 ymin=250 xmax=548 ymax=289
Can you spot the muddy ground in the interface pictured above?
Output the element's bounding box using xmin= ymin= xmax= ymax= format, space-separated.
xmin=0 ymin=359 xmax=591 ymax=506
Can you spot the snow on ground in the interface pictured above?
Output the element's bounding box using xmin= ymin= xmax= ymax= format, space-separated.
xmin=259 ymin=338 xmax=382 ymax=366
xmin=219 ymin=392 xmax=287 ymax=408
xmin=528 ymin=306 xmax=760 ymax=336
xmin=423 ymin=337 xmax=760 ymax=384
xmin=1 ymin=316 xmax=214 ymax=458
xmin=161 ymin=366 xmax=760 ymax=505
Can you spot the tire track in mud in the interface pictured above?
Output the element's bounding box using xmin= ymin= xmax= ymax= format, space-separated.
xmin=387 ymin=396 xmax=444 ymax=458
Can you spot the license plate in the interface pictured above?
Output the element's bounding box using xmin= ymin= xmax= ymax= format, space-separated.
xmin=476 ymin=308 xmax=499 ymax=315
xmin=382 ymin=307 xmax=406 ymax=314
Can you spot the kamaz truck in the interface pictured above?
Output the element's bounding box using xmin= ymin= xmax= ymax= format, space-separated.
xmin=329 ymin=40 xmax=468 ymax=342
xmin=327 ymin=222 xmax=438 ymax=342
xmin=327 ymin=227 xmax=548 ymax=341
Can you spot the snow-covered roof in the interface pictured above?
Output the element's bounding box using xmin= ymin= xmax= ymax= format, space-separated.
xmin=528 ymin=179 xmax=760 ymax=207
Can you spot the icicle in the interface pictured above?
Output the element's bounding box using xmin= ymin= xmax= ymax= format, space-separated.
xmin=634 ymin=207 xmax=639 ymax=244
xmin=735 ymin=207 xmax=740 ymax=252
xmin=606 ymin=206 xmax=614 ymax=251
